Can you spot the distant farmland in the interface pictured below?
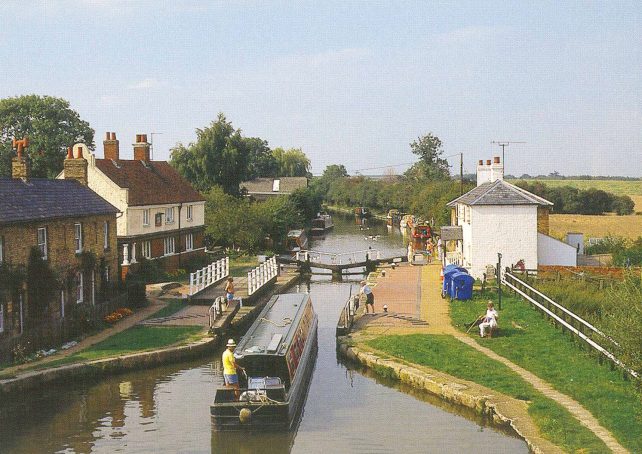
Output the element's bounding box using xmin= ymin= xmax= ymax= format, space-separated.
xmin=549 ymin=214 xmax=642 ymax=240
xmin=510 ymin=179 xmax=642 ymax=212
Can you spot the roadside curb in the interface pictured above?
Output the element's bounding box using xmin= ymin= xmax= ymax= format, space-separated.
xmin=0 ymin=336 xmax=219 ymax=397
xmin=337 ymin=339 xmax=562 ymax=454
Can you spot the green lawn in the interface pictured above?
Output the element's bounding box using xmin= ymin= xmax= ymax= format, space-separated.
xmin=229 ymin=255 xmax=259 ymax=277
xmin=367 ymin=334 xmax=608 ymax=453
xmin=450 ymin=293 xmax=642 ymax=453
xmin=33 ymin=325 xmax=205 ymax=369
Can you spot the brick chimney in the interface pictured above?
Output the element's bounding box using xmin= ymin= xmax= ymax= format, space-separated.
xmin=103 ymin=131 xmax=119 ymax=160
xmin=64 ymin=145 xmax=88 ymax=185
xmin=11 ymin=137 xmax=30 ymax=181
xmin=133 ymin=134 xmax=150 ymax=161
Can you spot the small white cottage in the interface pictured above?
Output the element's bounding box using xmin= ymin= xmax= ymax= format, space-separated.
xmin=443 ymin=157 xmax=576 ymax=279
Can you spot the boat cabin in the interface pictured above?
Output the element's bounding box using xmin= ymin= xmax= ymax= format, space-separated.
xmin=286 ymin=229 xmax=308 ymax=253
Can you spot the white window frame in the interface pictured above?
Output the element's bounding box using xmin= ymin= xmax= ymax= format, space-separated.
xmin=164 ymin=236 xmax=175 ymax=256
xmin=60 ymin=290 xmax=65 ymax=319
xmin=187 ymin=205 xmax=193 ymax=221
xmin=103 ymin=221 xmax=110 ymax=250
xmin=37 ymin=227 xmax=48 ymax=259
xmin=165 ymin=207 xmax=175 ymax=224
xmin=74 ymin=223 xmax=83 ymax=253
xmin=76 ymin=271 xmax=84 ymax=303
xmin=142 ymin=241 xmax=151 ymax=259
xmin=143 ymin=209 xmax=150 ymax=226
xmin=186 ymin=233 xmax=194 ymax=251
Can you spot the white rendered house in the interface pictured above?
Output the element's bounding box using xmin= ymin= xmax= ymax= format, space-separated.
xmin=443 ymin=157 xmax=576 ymax=279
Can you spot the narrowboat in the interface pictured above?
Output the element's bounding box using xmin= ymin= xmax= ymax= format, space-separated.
xmin=386 ymin=209 xmax=401 ymax=226
xmin=211 ymin=293 xmax=318 ymax=431
xmin=310 ymin=213 xmax=334 ymax=235
xmin=354 ymin=206 xmax=370 ymax=217
xmin=285 ymin=229 xmax=308 ymax=253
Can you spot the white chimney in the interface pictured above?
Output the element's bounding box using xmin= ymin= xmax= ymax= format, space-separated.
xmin=490 ymin=156 xmax=504 ymax=182
xmin=476 ymin=159 xmax=491 ymax=186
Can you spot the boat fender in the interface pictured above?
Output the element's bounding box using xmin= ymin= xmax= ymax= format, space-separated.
xmin=239 ymin=407 xmax=252 ymax=424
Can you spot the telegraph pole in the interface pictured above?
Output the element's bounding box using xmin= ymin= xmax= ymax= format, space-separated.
xmin=460 ymin=152 xmax=463 ymax=195
xmin=491 ymin=141 xmax=525 ymax=173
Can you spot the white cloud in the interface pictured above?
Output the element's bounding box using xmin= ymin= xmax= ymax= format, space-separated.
xmin=127 ymin=78 xmax=165 ymax=90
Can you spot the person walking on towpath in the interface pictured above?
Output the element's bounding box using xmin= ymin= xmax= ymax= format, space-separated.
xmin=479 ymin=301 xmax=499 ymax=338
xmin=224 ymin=277 xmax=235 ymax=304
xmin=222 ymin=338 xmax=244 ymax=398
xmin=360 ymin=280 xmax=375 ymax=314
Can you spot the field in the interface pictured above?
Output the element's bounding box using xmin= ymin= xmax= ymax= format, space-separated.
xmin=510 ymin=179 xmax=642 ymax=211
xmin=549 ymin=213 xmax=642 ymax=240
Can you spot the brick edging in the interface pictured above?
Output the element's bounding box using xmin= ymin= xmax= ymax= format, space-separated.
xmin=337 ymin=340 xmax=561 ymax=454
xmin=0 ymin=336 xmax=220 ymax=397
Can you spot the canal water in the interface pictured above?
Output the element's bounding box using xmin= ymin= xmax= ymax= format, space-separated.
xmin=0 ymin=214 xmax=528 ymax=454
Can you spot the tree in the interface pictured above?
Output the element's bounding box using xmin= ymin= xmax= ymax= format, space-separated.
xmin=245 ymin=137 xmax=278 ymax=179
xmin=405 ymin=133 xmax=450 ymax=180
xmin=0 ymin=95 xmax=94 ymax=178
xmin=272 ymin=147 xmax=311 ymax=177
xmin=170 ymin=113 xmax=249 ymax=195
xmin=322 ymin=164 xmax=348 ymax=180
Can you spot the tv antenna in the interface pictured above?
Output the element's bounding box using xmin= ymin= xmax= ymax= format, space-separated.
xmin=491 ymin=141 xmax=525 ymax=173
xmin=150 ymin=132 xmax=163 ymax=160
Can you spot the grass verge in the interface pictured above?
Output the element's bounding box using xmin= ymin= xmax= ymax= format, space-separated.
xmin=367 ymin=334 xmax=609 ymax=453
xmin=33 ymin=325 xmax=205 ymax=369
xmin=451 ymin=293 xmax=642 ymax=453
xmin=229 ymin=255 xmax=259 ymax=277
xmin=147 ymin=300 xmax=187 ymax=319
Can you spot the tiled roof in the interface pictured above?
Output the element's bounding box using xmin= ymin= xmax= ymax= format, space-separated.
xmin=95 ymin=159 xmax=205 ymax=207
xmin=240 ymin=177 xmax=308 ymax=194
xmin=0 ymin=177 xmax=118 ymax=225
xmin=447 ymin=179 xmax=553 ymax=207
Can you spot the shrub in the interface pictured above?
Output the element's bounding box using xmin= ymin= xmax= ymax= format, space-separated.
xmin=126 ymin=281 xmax=147 ymax=308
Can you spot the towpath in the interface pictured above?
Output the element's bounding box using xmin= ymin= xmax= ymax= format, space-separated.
xmin=352 ymin=262 xmax=627 ymax=453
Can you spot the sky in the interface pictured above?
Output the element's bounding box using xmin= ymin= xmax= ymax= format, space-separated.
xmin=1 ymin=0 xmax=641 ymax=177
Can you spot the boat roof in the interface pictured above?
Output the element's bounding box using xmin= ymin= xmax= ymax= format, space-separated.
xmin=287 ymin=229 xmax=305 ymax=237
xmin=235 ymin=293 xmax=311 ymax=358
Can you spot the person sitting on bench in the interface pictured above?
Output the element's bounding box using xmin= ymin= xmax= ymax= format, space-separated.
xmin=479 ymin=301 xmax=499 ymax=338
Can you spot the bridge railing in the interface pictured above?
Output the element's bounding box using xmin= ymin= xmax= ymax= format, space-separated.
xmin=247 ymin=256 xmax=278 ymax=296
xmin=295 ymin=249 xmax=381 ymax=265
xmin=189 ymin=257 xmax=229 ymax=296
xmin=444 ymin=251 xmax=463 ymax=267
xmin=208 ymin=296 xmax=227 ymax=327
xmin=503 ymin=272 xmax=637 ymax=379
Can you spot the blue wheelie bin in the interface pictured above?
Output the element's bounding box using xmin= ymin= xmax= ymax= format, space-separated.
xmin=443 ymin=266 xmax=466 ymax=297
xmin=450 ymin=272 xmax=475 ymax=300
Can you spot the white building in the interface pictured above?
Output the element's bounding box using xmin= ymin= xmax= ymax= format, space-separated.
xmin=444 ymin=157 xmax=576 ymax=279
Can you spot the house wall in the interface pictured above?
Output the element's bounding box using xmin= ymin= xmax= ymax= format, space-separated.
xmin=538 ymin=233 xmax=577 ymax=266
xmin=126 ymin=202 xmax=205 ymax=236
xmin=467 ymin=205 xmax=538 ymax=279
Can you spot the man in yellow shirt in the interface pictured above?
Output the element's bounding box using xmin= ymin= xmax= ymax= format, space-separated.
xmin=222 ymin=338 xmax=244 ymax=398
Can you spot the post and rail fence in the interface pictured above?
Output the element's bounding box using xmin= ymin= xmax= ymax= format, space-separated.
xmin=502 ymin=272 xmax=638 ymax=380
xmin=189 ymin=257 xmax=229 ymax=296
xmin=247 ymin=256 xmax=278 ymax=296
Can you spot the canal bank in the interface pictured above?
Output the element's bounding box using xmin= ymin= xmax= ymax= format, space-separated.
xmin=338 ymin=261 xmax=630 ymax=453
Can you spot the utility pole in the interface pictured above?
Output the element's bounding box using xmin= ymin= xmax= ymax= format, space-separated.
xmin=150 ymin=132 xmax=163 ymax=160
xmin=460 ymin=152 xmax=463 ymax=195
xmin=491 ymin=141 xmax=525 ymax=174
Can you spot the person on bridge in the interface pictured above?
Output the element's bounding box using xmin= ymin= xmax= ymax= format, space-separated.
xmin=360 ymin=280 xmax=375 ymax=314
xmin=224 ymin=277 xmax=235 ymax=304
xmin=222 ymin=338 xmax=244 ymax=399
xmin=479 ymin=301 xmax=499 ymax=338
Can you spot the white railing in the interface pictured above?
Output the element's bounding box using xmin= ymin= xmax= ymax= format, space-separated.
xmin=295 ymin=249 xmax=381 ymax=264
xmin=208 ymin=296 xmax=227 ymax=328
xmin=189 ymin=257 xmax=229 ymax=296
xmin=503 ymin=273 xmax=638 ymax=379
xmin=247 ymin=256 xmax=278 ymax=296
xmin=444 ymin=251 xmax=463 ymax=267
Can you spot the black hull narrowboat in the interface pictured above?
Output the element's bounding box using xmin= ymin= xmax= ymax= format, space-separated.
xmin=211 ymin=293 xmax=318 ymax=431
xmin=310 ymin=213 xmax=334 ymax=235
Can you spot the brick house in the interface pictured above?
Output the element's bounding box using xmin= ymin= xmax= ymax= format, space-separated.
xmin=443 ymin=156 xmax=576 ymax=279
xmin=59 ymin=133 xmax=206 ymax=279
xmin=0 ymin=142 xmax=119 ymax=361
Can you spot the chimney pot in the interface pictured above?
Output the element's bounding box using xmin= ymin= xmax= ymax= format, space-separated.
xmin=486 ymin=160 xmax=491 ymax=165
xmin=66 ymin=147 xmax=73 ymax=159
xmin=103 ymin=131 xmax=120 ymax=160
xmin=494 ymin=156 xmax=500 ymax=164
xmin=478 ymin=160 xmax=483 ymax=165
xmin=133 ymin=133 xmax=151 ymax=161
xmin=11 ymin=137 xmax=30 ymax=181
xmin=112 ymin=132 xmax=117 ymax=140
xmin=105 ymin=132 xmax=110 ymax=140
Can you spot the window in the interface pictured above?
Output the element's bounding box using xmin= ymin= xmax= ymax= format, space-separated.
xmin=0 ymin=303 xmax=4 ymax=333
xmin=103 ymin=221 xmax=110 ymax=250
xmin=37 ymin=227 xmax=48 ymax=259
xmin=60 ymin=291 xmax=65 ymax=319
xmin=74 ymin=223 xmax=83 ymax=253
xmin=142 ymin=241 xmax=151 ymax=259
xmin=0 ymin=236 xmax=4 ymax=263
xmin=104 ymin=266 xmax=110 ymax=283
xmin=186 ymin=205 xmax=193 ymax=221
xmin=186 ymin=233 xmax=193 ymax=251
xmin=164 ymin=236 xmax=175 ymax=256
xmin=155 ymin=212 xmax=163 ymax=227
xmin=76 ymin=272 xmax=84 ymax=303
xmin=143 ymin=209 xmax=150 ymax=226
xmin=165 ymin=207 xmax=175 ymax=224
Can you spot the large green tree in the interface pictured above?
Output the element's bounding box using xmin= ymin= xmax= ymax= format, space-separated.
xmin=245 ymin=137 xmax=279 ymax=179
xmin=170 ymin=113 xmax=249 ymax=195
xmin=0 ymin=95 xmax=94 ymax=178
xmin=272 ymin=147 xmax=311 ymax=177
xmin=405 ymin=133 xmax=450 ymax=180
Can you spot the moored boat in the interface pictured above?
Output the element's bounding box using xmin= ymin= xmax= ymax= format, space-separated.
xmin=354 ymin=206 xmax=370 ymax=217
xmin=310 ymin=213 xmax=334 ymax=235
xmin=386 ymin=209 xmax=401 ymax=226
xmin=285 ymin=229 xmax=308 ymax=253
xmin=211 ymin=293 xmax=318 ymax=431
